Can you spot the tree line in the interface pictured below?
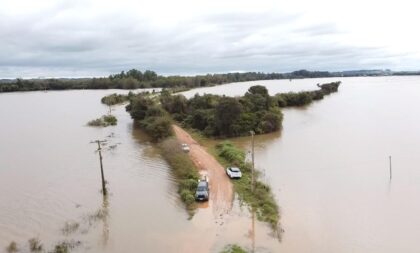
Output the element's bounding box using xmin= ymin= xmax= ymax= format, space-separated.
xmin=1 ymin=68 xmax=345 ymax=93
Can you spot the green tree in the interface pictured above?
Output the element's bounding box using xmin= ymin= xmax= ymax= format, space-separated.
xmin=215 ymin=97 xmax=243 ymax=136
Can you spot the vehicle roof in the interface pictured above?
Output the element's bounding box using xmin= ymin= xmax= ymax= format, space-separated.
xmin=198 ymin=181 xmax=208 ymax=187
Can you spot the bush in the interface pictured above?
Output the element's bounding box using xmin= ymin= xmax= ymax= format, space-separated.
xmin=28 ymin=238 xmax=43 ymax=252
xmin=221 ymin=244 xmax=248 ymax=253
xmin=6 ymin=242 xmax=18 ymax=253
xmin=101 ymin=93 xmax=130 ymax=105
xmin=141 ymin=116 xmax=173 ymax=141
xmin=216 ymin=141 xmax=245 ymax=166
xmin=103 ymin=115 xmax=117 ymax=125
xmin=87 ymin=115 xmax=117 ymax=127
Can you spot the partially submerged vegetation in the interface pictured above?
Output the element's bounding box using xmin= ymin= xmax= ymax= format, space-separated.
xmin=215 ymin=141 xmax=280 ymax=229
xmin=6 ymin=241 xmax=18 ymax=253
xmin=101 ymin=92 xmax=133 ymax=106
xmin=87 ymin=115 xmax=117 ymax=127
xmin=126 ymin=95 xmax=173 ymax=141
xmin=220 ymin=244 xmax=248 ymax=253
xmin=275 ymin=81 xmax=340 ymax=107
xmin=159 ymin=138 xmax=200 ymax=215
xmin=28 ymin=238 xmax=43 ymax=252
xmin=101 ymin=90 xmax=155 ymax=106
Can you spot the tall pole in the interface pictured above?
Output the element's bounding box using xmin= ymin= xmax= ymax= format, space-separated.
xmin=250 ymin=131 xmax=255 ymax=192
xmin=389 ymin=155 xmax=392 ymax=180
xmin=94 ymin=140 xmax=107 ymax=196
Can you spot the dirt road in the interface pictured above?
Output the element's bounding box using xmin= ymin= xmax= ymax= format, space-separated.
xmin=172 ymin=125 xmax=233 ymax=214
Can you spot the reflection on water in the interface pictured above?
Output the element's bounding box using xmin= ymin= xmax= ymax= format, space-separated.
xmin=101 ymin=194 xmax=109 ymax=248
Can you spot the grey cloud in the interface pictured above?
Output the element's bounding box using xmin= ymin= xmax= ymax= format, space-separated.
xmin=0 ymin=2 xmax=418 ymax=78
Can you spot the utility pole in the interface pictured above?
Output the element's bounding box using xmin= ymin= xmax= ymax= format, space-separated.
xmin=250 ymin=130 xmax=255 ymax=192
xmin=92 ymin=140 xmax=107 ymax=196
xmin=389 ymin=155 xmax=392 ymax=180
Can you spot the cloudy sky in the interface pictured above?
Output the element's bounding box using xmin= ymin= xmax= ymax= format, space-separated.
xmin=1 ymin=0 xmax=419 ymax=78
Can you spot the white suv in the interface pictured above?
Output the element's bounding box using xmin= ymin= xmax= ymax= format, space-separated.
xmin=226 ymin=167 xmax=242 ymax=179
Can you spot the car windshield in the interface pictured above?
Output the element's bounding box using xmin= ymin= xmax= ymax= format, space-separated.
xmin=230 ymin=168 xmax=240 ymax=172
xmin=197 ymin=186 xmax=207 ymax=191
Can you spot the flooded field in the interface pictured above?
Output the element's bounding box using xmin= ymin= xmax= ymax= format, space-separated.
xmin=1 ymin=76 xmax=420 ymax=252
xmin=206 ymin=76 xmax=420 ymax=253
xmin=0 ymin=89 xmax=275 ymax=253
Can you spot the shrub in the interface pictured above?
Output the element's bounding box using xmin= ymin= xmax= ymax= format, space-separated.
xmin=101 ymin=93 xmax=129 ymax=105
xmin=141 ymin=116 xmax=173 ymax=141
xmin=6 ymin=241 xmax=18 ymax=253
xmin=103 ymin=115 xmax=117 ymax=126
xmin=216 ymin=141 xmax=245 ymax=166
xmin=221 ymin=244 xmax=248 ymax=253
xmin=28 ymin=238 xmax=42 ymax=252
xmin=87 ymin=115 xmax=117 ymax=127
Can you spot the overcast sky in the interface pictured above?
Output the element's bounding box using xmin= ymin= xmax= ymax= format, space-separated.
xmin=1 ymin=0 xmax=419 ymax=78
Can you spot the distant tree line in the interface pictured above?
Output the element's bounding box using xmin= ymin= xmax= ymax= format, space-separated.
xmin=126 ymin=81 xmax=340 ymax=140
xmin=0 ymin=68 xmax=352 ymax=93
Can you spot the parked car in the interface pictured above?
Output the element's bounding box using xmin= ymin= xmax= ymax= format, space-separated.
xmin=226 ymin=167 xmax=242 ymax=179
xmin=195 ymin=179 xmax=209 ymax=201
xmin=181 ymin=143 xmax=190 ymax=152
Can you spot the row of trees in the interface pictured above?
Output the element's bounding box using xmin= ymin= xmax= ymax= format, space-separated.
xmin=275 ymin=81 xmax=341 ymax=107
xmin=1 ymin=68 xmax=343 ymax=93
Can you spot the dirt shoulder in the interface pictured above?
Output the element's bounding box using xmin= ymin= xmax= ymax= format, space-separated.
xmin=172 ymin=125 xmax=233 ymax=214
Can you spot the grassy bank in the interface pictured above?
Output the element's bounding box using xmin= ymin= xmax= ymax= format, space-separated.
xmin=213 ymin=141 xmax=280 ymax=230
xmin=159 ymin=138 xmax=200 ymax=216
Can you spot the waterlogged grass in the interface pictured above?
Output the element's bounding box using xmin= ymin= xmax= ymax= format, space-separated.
xmin=87 ymin=115 xmax=117 ymax=127
xmin=220 ymin=244 xmax=248 ymax=253
xmin=214 ymin=141 xmax=280 ymax=230
xmin=159 ymin=138 xmax=200 ymax=216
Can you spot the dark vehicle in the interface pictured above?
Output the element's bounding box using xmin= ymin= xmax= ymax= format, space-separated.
xmin=195 ymin=180 xmax=209 ymax=201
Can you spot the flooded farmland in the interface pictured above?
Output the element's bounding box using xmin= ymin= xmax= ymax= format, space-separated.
xmin=1 ymin=76 xmax=420 ymax=252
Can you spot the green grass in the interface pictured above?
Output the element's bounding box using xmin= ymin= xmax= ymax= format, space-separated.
xmin=214 ymin=141 xmax=280 ymax=230
xmin=159 ymin=138 xmax=200 ymax=216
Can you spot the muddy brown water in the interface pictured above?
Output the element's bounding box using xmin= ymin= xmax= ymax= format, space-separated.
xmin=1 ymin=76 xmax=420 ymax=252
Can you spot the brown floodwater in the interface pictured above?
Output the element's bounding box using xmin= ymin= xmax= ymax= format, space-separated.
xmin=0 ymin=89 xmax=275 ymax=253
xmin=1 ymin=76 xmax=420 ymax=253
xmin=184 ymin=76 xmax=420 ymax=253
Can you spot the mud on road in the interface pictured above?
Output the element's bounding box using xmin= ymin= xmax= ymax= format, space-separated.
xmin=172 ymin=125 xmax=234 ymax=215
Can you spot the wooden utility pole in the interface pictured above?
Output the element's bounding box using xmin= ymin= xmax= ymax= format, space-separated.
xmin=93 ymin=140 xmax=107 ymax=196
xmin=389 ymin=155 xmax=392 ymax=180
xmin=250 ymin=130 xmax=255 ymax=192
